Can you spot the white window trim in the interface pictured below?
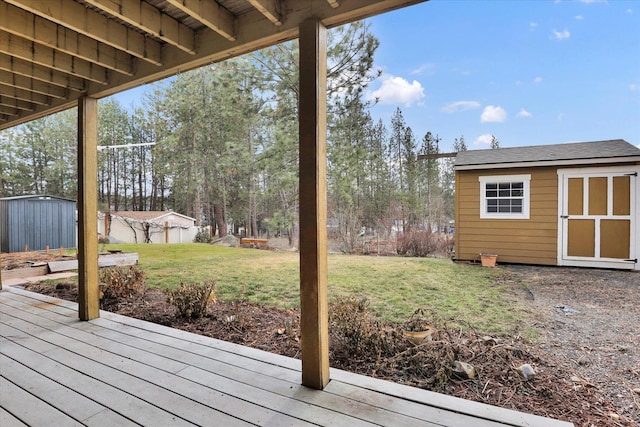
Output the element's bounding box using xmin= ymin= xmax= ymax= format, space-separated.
xmin=479 ymin=174 xmax=531 ymax=219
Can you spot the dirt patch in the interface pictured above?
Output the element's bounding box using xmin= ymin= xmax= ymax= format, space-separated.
xmin=18 ymin=262 xmax=640 ymax=426
xmin=1 ymin=251 xmax=72 ymax=270
xmin=502 ymin=265 xmax=640 ymax=424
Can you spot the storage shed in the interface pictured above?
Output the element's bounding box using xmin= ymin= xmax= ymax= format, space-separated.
xmin=454 ymin=139 xmax=640 ymax=270
xmin=0 ymin=195 xmax=76 ymax=253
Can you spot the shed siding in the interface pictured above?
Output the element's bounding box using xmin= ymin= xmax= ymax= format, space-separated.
xmin=0 ymin=196 xmax=76 ymax=253
xmin=455 ymin=167 xmax=558 ymax=265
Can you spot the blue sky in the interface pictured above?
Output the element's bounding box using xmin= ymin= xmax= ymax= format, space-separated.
xmin=114 ymin=0 xmax=640 ymax=151
xmin=365 ymin=0 xmax=640 ymax=151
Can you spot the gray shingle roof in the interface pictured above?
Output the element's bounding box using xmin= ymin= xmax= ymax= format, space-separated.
xmin=455 ymin=139 xmax=639 ymax=168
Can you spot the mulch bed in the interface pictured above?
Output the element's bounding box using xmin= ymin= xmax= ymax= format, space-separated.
xmin=20 ymin=281 xmax=636 ymax=427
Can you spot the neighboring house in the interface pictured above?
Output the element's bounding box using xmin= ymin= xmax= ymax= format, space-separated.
xmin=0 ymin=195 xmax=77 ymax=253
xmin=454 ymin=139 xmax=640 ymax=270
xmin=99 ymin=211 xmax=200 ymax=244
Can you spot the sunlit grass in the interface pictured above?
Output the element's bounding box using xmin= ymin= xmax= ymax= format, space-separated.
xmin=103 ymin=243 xmax=531 ymax=337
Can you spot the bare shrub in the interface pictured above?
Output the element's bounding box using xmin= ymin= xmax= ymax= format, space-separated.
xmin=329 ymin=296 xmax=400 ymax=362
xmin=99 ymin=266 xmax=146 ymax=310
xmin=396 ymin=230 xmax=452 ymax=257
xmin=164 ymin=281 xmax=216 ymax=319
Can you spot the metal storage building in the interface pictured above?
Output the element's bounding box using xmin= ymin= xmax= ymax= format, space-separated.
xmin=0 ymin=195 xmax=76 ymax=253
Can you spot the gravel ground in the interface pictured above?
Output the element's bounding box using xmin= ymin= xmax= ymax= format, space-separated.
xmin=503 ymin=265 xmax=640 ymax=423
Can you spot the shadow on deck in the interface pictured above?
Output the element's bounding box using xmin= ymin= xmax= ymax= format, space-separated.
xmin=0 ymin=287 xmax=573 ymax=426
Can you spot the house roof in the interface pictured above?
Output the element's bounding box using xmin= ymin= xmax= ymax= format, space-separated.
xmin=0 ymin=194 xmax=76 ymax=202
xmin=454 ymin=139 xmax=640 ymax=170
xmin=110 ymin=211 xmax=195 ymax=223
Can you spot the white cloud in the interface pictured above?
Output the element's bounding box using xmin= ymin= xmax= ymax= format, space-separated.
xmin=441 ymin=101 xmax=481 ymax=113
xmin=410 ymin=63 xmax=436 ymax=75
xmin=630 ymin=83 xmax=638 ymax=91
xmin=366 ymin=75 xmax=425 ymax=106
xmin=481 ymin=106 xmax=507 ymax=123
xmin=533 ymin=76 xmax=543 ymax=83
xmin=575 ymin=14 xmax=584 ymax=20
xmin=627 ymin=9 xmax=633 ymax=14
xmin=579 ymin=0 xmax=607 ymax=3
xmin=474 ymin=134 xmax=494 ymax=147
xmin=557 ymin=113 xmax=565 ymax=121
xmin=530 ymin=22 xmax=538 ymax=30
xmin=551 ymin=29 xmax=571 ymax=40
xmin=517 ymin=108 xmax=532 ymax=118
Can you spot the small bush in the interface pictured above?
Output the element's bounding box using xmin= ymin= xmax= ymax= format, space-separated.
xmin=164 ymin=281 xmax=216 ymax=318
xmin=193 ymin=227 xmax=213 ymax=243
xmin=99 ymin=265 xmax=146 ymax=309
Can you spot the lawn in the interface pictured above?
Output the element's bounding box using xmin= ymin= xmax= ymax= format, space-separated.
xmin=104 ymin=243 xmax=530 ymax=336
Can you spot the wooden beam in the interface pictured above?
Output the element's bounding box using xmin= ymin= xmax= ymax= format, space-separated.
xmin=0 ymin=32 xmax=109 ymax=84
xmin=247 ymin=0 xmax=283 ymax=26
xmin=417 ymin=152 xmax=457 ymax=160
xmin=165 ymin=0 xmax=236 ymax=41
xmin=0 ymin=106 xmax=21 ymax=117
xmin=77 ymin=96 xmax=100 ymax=321
xmin=83 ymin=0 xmax=197 ymax=54
xmin=298 ymin=18 xmax=329 ymax=390
xmin=5 ymin=0 xmax=162 ymax=66
xmin=0 ymin=83 xmax=52 ymax=106
xmin=0 ymin=54 xmax=86 ymax=92
xmin=0 ymin=71 xmax=69 ymax=99
xmin=0 ymin=2 xmax=134 ymax=76
xmin=0 ymin=96 xmax=35 ymax=111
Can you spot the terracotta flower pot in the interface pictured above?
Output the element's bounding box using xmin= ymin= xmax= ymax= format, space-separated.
xmin=480 ymin=253 xmax=497 ymax=267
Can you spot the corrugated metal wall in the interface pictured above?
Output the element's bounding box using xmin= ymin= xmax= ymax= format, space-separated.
xmin=0 ymin=196 xmax=76 ymax=253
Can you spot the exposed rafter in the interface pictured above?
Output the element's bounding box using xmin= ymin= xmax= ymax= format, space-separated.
xmin=0 ymin=83 xmax=53 ymax=106
xmin=82 ymin=0 xmax=197 ymax=54
xmin=4 ymin=0 xmax=163 ymax=66
xmin=247 ymin=0 xmax=283 ymax=26
xmin=0 ymin=2 xmax=134 ymax=76
xmin=0 ymin=106 xmax=21 ymax=117
xmin=0 ymin=31 xmax=110 ymax=84
xmin=0 ymin=96 xmax=35 ymax=112
xmin=164 ymin=0 xmax=236 ymax=41
xmin=0 ymin=54 xmax=86 ymax=92
xmin=0 ymin=71 xmax=69 ymax=99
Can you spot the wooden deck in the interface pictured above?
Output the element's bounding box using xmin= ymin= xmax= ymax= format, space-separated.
xmin=0 ymin=287 xmax=573 ymax=427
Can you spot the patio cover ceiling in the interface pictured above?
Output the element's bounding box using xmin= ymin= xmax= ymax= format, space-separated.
xmin=0 ymin=0 xmax=426 ymax=131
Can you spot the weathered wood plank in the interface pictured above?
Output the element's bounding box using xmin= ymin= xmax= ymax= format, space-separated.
xmin=0 ymin=306 xmax=315 ymax=426
xmin=47 ymin=253 xmax=139 ymax=273
xmin=0 ymin=377 xmax=82 ymax=427
xmin=0 ymin=325 xmax=235 ymax=427
xmin=0 ymin=354 xmax=137 ymax=426
xmin=1 ymin=266 xmax=49 ymax=280
xmin=0 ymin=407 xmax=28 ymax=427
xmin=0 ymin=298 xmax=375 ymax=426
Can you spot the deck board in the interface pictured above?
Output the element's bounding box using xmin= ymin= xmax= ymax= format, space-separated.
xmin=0 ymin=288 xmax=574 ymax=427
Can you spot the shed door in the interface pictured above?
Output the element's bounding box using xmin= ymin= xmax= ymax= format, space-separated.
xmin=559 ymin=169 xmax=637 ymax=269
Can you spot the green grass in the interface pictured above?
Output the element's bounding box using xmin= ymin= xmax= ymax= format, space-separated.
xmin=103 ymin=243 xmax=531 ymax=337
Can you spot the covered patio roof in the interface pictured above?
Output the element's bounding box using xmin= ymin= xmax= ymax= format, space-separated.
xmin=0 ymin=0 xmax=425 ymax=130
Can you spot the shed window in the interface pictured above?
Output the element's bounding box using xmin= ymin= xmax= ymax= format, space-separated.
xmin=479 ymin=175 xmax=531 ymax=219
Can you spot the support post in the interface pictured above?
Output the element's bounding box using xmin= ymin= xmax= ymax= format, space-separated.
xmin=77 ymin=96 xmax=100 ymax=320
xmin=298 ymin=18 xmax=329 ymax=390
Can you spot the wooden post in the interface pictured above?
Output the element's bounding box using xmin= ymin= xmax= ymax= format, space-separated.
xmin=298 ymin=18 xmax=330 ymax=390
xmin=165 ymin=221 xmax=169 ymax=243
xmin=77 ymin=96 xmax=100 ymax=320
